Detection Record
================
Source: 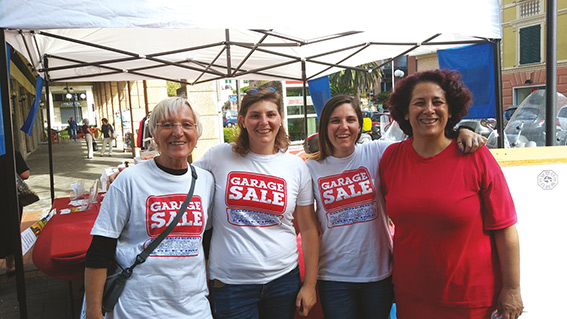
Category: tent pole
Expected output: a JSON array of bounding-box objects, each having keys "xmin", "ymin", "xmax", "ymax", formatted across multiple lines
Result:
[
  {"xmin": 545, "ymin": 0, "xmax": 557, "ymax": 146},
  {"xmin": 127, "ymin": 81, "xmax": 136, "ymax": 158},
  {"xmin": 1, "ymin": 28, "xmax": 29, "ymax": 319},
  {"xmin": 492, "ymin": 39, "xmax": 504, "ymax": 148},
  {"xmin": 43, "ymin": 56, "xmax": 55, "ymax": 203},
  {"xmin": 117, "ymin": 82, "xmax": 124, "ymax": 149},
  {"xmin": 302, "ymin": 60, "xmax": 308, "ymax": 140},
  {"xmin": 143, "ymin": 80, "xmax": 149, "ymax": 115}
]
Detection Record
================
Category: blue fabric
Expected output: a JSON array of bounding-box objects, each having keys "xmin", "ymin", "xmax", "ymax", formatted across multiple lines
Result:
[
  {"xmin": 21, "ymin": 76, "xmax": 43, "ymax": 136},
  {"xmin": 307, "ymin": 76, "xmax": 331, "ymax": 120},
  {"xmin": 438, "ymin": 43, "xmax": 496, "ymax": 119},
  {"xmin": 0, "ymin": 43, "xmax": 11, "ymax": 155},
  {"xmin": 318, "ymin": 277, "xmax": 394, "ymax": 319},
  {"xmin": 208, "ymin": 266, "xmax": 301, "ymax": 319}
]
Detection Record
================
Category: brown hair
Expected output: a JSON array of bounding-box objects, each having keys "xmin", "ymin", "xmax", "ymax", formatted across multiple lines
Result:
[
  {"xmin": 232, "ymin": 88, "xmax": 290, "ymax": 155},
  {"xmin": 310, "ymin": 95, "xmax": 362, "ymax": 161}
]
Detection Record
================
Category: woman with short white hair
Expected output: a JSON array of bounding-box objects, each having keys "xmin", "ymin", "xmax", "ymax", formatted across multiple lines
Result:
[{"xmin": 84, "ymin": 97, "xmax": 215, "ymax": 319}]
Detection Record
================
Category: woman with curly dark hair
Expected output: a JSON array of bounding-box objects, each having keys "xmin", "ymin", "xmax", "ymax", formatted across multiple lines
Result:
[{"xmin": 380, "ymin": 69, "xmax": 523, "ymax": 319}]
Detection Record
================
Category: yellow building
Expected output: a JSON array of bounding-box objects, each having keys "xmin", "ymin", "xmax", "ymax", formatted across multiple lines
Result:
[{"xmin": 501, "ymin": 0, "xmax": 567, "ymax": 107}]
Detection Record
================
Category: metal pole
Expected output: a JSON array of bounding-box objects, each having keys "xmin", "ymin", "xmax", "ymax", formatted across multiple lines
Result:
[
  {"xmin": 492, "ymin": 39, "xmax": 505, "ymax": 148},
  {"xmin": 1, "ymin": 28, "xmax": 29, "ymax": 319},
  {"xmin": 391, "ymin": 59, "xmax": 395, "ymax": 91},
  {"xmin": 236, "ymin": 80, "xmax": 241, "ymax": 110},
  {"xmin": 302, "ymin": 60, "xmax": 308, "ymax": 140},
  {"xmin": 44, "ymin": 57, "xmax": 55, "ymax": 203},
  {"xmin": 545, "ymin": 0, "xmax": 557, "ymax": 146}
]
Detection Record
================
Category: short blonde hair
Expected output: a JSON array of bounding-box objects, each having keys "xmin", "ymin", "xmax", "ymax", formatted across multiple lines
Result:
[{"xmin": 148, "ymin": 97, "xmax": 203, "ymax": 138}]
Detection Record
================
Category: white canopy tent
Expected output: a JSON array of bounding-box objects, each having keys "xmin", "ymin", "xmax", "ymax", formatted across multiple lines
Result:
[
  {"xmin": 0, "ymin": 1, "xmax": 504, "ymax": 318},
  {"xmin": 1, "ymin": 0, "xmax": 503, "ymax": 84}
]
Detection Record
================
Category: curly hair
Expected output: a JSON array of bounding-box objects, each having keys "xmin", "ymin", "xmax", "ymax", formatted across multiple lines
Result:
[
  {"xmin": 310, "ymin": 95, "xmax": 362, "ymax": 161},
  {"xmin": 232, "ymin": 87, "xmax": 290, "ymax": 155},
  {"xmin": 387, "ymin": 69, "xmax": 472, "ymax": 139}
]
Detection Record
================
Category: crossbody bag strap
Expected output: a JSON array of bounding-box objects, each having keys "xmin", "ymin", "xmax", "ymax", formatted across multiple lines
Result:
[{"xmin": 126, "ymin": 164, "xmax": 198, "ymax": 272}]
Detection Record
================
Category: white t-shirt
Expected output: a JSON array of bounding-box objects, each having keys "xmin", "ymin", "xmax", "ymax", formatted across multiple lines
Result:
[
  {"xmin": 91, "ymin": 159, "xmax": 214, "ymax": 319},
  {"xmin": 195, "ymin": 143, "xmax": 313, "ymax": 284},
  {"xmin": 305, "ymin": 141, "xmax": 393, "ymax": 282}
]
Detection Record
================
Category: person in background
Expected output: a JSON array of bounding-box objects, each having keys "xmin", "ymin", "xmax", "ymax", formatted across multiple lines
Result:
[
  {"xmin": 380, "ymin": 69, "xmax": 523, "ymax": 319},
  {"xmin": 99, "ymin": 118, "xmax": 114, "ymax": 157},
  {"xmin": 68, "ymin": 117, "xmax": 78, "ymax": 141},
  {"xmin": 84, "ymin": 97, "xmax": 215, "ymax": 319},
  {"xmin": 0, "ymin": 151, "xmax": 30, "ymax": 276},
  {"xmin": 82, "ymin": 118, "xmax": 94, "ymax": 159},
  {"xmin": 195, "ymin": 87, "xmax": 319, "ymax": 319},
  {"xmin": 305, "ymin": 95, "xmax": 486, "ymax": 319}
]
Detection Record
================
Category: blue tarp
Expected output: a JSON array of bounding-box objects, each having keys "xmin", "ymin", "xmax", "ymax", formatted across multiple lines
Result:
[
  {"xmin": 21, "ymin": 76, "xmax": 43, "ymax": 136},
  {"xmin": 438, "ymin": 43, "xmax": 496, "ymax": 119},
  {"xmin": 307, "ymin": 76, "xmax": 331, "ymax": 119},
  {"xmin": 0, "ymin": 43, "xmax": 11, "ymax": 156}
]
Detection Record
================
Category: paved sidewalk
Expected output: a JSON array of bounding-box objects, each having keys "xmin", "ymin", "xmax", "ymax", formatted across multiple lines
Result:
[{"xmin": 1, "ymin": 138, "xmax": 134, "ymax": 319}]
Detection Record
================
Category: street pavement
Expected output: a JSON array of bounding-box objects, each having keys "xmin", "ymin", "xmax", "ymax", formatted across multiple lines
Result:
[{"xmin": 1, "ymin": 138, "xmax": 134, "ymax": 319}]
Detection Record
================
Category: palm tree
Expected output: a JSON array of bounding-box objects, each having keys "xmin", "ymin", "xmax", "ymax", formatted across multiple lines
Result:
[{"xmin": 328, "ymin": 62, "xmax": 383, "ymax": 105}]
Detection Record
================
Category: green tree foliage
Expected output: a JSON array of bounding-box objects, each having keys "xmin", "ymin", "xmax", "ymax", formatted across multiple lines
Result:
[
  {"xmin": 167, "ymin": 81, "xmax": 182, "ymax": 97},
  {"xmin": 375, "ymin": 91, "xmax": 391, "ymax": 104},
  {"xmin": 223, "ymin": 126, "xmax": 240, "ymax": 143},
  {"xmin": 328, "ymin": 62, "xmax": 383, "ymax": 100},
  {"xmin": 330, "ymin": 83, "xmax": 356, "ymax": 96}
]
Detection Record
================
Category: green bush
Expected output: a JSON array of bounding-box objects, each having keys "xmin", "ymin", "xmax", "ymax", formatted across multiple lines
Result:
[{"xmin": 223, "ymin": 126, "xmax": 240, "ymax": 143}]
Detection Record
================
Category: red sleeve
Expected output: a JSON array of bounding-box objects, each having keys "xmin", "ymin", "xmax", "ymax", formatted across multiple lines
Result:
[{"xmin": 478, "ymin": 147, "xmax": 518, "ymax": 230}]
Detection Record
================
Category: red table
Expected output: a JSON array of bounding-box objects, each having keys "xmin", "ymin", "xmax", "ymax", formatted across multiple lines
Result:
[
  {"xmin": 31, "ymin": 194, "xmax": 324, "ymax": 317},
  {"xmin": 32, "ymin": 194, "xmax": 104, "ymax": 281}
]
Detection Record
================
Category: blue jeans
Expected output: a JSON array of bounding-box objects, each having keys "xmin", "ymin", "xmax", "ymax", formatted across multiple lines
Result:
[
  {"xmin": 209, "ymin": 266, "xmax": 301, "ymax": 319},
  {"xmin": 318, "ymin": 276, "xmax": 394, "ymax": 319}
]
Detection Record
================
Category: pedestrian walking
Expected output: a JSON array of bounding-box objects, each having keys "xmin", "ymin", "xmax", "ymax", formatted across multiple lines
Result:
[
  {"xmin": 100, "ymin": 118, "xmax": 114, "ymax": 157},
  {"xmin": 68, "ymin": 117, "xmax": 78, "ymax": 141},
  {"xmin": 82, "ymin": 119, "xmax": 94, "ymax": 159}
]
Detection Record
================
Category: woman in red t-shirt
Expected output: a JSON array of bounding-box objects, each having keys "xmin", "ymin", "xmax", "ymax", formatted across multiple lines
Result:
[{"xmin": 380, "ymin": 69, "xmax": 523, "ymax": 319}]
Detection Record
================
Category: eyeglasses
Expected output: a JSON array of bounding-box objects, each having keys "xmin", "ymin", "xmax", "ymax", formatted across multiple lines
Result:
[
  {"xmin": 246, "ymin": 87, "xmax": 277, "ymax": 95},
  {"xmin": 157, "ymin": 122, "xmax": 195, "ymax": 131}
]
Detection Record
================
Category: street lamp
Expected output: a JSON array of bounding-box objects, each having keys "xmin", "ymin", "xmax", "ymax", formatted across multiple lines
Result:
[
  {"xmin": 392, "ymin": 69, "xmax": 405, "ymax": 91},
  {"xmin": 65, "ymin": 87, "xmax": 86, "ymax": 122}
]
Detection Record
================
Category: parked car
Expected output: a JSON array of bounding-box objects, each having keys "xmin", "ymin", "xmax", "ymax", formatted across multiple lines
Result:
[
  {"xmin": 558, "ymin": 105, "xmax": 567, "ymax": 130},
  {"xmin": 370, "ymin": 112, "xmax": 392, "ymax": 138},
  {"xmin": 223, "ymin": 110, "xmax": 238, "ymax": 127},
  {"xmin": 362, "ymin": 110, "xmax": 379, "ymax": 119}
]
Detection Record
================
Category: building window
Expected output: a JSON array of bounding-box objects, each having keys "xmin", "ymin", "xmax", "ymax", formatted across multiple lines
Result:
[
  {"xmin": 519, "ymin": 25, "xmax": 541, "ymax": 65},
  {"xmin": 519, "ymin": 0, "xmax": 540, "ymax": 18}
]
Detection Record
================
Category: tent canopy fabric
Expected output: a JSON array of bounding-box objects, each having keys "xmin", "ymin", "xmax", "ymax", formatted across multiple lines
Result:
[{"xmin": 0, "ymin": 0, "xmax": 502, "ymax": 84}]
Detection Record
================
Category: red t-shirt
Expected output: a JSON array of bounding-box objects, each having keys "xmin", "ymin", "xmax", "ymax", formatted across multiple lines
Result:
[{"xmin": 380, "ymin": 138, "xmax": 517, "ymax": 308}]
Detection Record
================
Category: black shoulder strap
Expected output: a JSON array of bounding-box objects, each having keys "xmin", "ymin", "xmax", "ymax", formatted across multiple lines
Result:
[{"xmin": 127, "ymin": 165, "xmax": 198, "ymax": 272}]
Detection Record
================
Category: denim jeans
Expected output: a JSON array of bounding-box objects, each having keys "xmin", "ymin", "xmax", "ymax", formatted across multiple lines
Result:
[
  {"xmin": 209, "ymin": 266, "xmax": 301, "ymax": 319},
  {"xmin": 318, "ymin": 276, "xmax": 394, "ymax": 319}
]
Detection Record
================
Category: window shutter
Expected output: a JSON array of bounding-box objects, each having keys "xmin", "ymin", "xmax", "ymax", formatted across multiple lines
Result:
[{"xmin": 520, "ymin": 25, "xmax": 541, "ymax": 65}]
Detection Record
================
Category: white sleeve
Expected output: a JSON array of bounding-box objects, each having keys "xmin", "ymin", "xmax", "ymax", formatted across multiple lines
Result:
[
  {"xmin": 91, "ymin": 177, "xmax": 131, "ymax": 238},
  {"xmin": 295, "ymin": 160, "xmax": 313, "ymax": 206}
]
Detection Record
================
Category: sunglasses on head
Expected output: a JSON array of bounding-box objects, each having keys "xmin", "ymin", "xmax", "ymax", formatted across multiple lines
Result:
[{"xmin": 246, "ymin": 87, "xmax": 277, "ymax": 95}]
